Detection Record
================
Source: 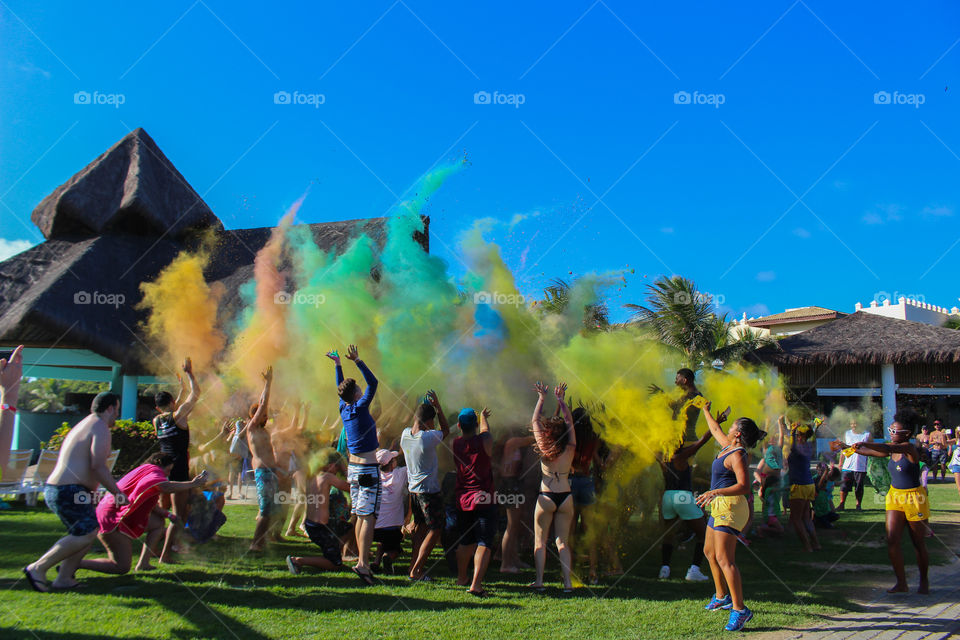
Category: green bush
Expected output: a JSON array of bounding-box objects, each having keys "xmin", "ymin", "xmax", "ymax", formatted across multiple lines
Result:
[{"xmin": 41, "ymin": 419, "xmax": 158, "ymax": 477}]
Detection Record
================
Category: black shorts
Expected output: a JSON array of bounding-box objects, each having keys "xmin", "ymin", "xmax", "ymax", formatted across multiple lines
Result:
[
  {"xmin": 373, "ymin": 526, "xmax": 403, "ymax": 553},
  {"xmin": 841, "ymin": 471, "xmax": 865, "ymax": 493},
  {"xmin": 457, "ymin": 505, "xmax": 498, "ymax": 548},
  {"xmin": 411, "ymin": 492, "xmax": 444, "ymax": 530},
  {"xmin": 304, "ymin": 519, "xmax": 343, "ymax": 566}
]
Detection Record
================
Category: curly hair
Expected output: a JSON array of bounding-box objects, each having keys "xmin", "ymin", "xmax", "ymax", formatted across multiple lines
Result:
[{"xmin": 533, "ymin": 416, "xmax": 571, "ymax": 461}]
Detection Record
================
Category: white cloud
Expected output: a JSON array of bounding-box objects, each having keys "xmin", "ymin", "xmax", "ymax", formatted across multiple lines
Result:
[
  {"xmin": 793, "ymin": 227, "xmax": 811, "ymax": 238},
  {"xmin": 660, "ymin": 227, "xmax": 674, "ymax": 234},
  {"xmin": 0, "ymin": 238, "xmax": 34, "ymax": 261},
  {"xmin": 922, "ymin": 205, "xmax": 953, "ymax": 217},
  {"xmin": 756, "ymin": 270, "xmax": 776, "ymax": 282},
  {"xmin": 863, "ymin": 203, "xmax": 902, "ymax": 225}
]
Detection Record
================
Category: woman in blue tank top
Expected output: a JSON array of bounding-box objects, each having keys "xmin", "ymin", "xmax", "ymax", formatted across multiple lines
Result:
[
  {"xmin": 695, "ymin": 400, "xmax": 766, "ymax": 632},
  {"xmin": 853, "ymin": 411, "xmax": 930, "ymax": 595},
  {"xmin": 777, "ymin": 417, "xmax": 821, "ymax": 553}
]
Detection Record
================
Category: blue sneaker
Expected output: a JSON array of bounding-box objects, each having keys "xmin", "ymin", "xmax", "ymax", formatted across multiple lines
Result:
[
  {"xmin": 724, "ymin": 607, "xmax": 753, "ymax": 631},
  {"xmin": 705, "ymin": 594, "xmax": 732, "ymax": 611}
]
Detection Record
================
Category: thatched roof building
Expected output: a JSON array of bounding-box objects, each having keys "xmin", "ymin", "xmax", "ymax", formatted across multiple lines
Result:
[
  {"xmin": 0, "ymin": 127, "xmax": 428, "ymax": 419},
  {"xmin": 751, "ymin": 312, "xmax": 960, "ymax": 430}
]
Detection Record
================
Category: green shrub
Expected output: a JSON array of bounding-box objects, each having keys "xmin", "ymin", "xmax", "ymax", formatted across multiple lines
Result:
[{"xmin": 41, "ymin": 419, "xmax": 158, "ymax": 476}]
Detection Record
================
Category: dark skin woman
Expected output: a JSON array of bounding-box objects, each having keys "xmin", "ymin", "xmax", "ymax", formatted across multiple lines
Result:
[{"xmin": 853, "ymin": 413, "xmax": 930, "ymax": 594}]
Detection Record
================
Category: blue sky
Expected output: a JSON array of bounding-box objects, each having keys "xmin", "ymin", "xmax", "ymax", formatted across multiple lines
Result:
[{"xmin": 1, "ymin": 1, "xmax": 958, "ymax": 322}]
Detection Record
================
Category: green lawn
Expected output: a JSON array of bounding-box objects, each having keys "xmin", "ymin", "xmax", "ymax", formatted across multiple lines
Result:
[{"xmin": 2, "ymin": 484, "xmax": 958, "ymax": 640}]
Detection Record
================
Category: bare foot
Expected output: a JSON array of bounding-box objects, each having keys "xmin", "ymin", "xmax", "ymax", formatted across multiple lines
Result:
[
  {"xmin": 887, "ymin": 583, "xmax": 909, "ymax": 593},
  {"xmin": 918, "ymin": 580, "xmax": 929, "ymax": 595},
  {"xmin": 135, "ymin": 564, "xmax": 156, "ymax": 572},
  {"xmin": 50, "ymin": 578, "xmax": 80, "ymax": 590},
  {"xmin": 500, "ymin": 566, "xmax": 519, "ymax": 574}
]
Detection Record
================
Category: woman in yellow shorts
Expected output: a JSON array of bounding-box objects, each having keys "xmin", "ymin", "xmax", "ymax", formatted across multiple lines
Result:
[
  {"xmin": 777, "ymin": 416, "xmax": 821, "ymax": 552},
  {"xmin": 853, "ymin": 411, "xmax": 929, "ymax": 594},
  {"xmin": 696, "ymin": 401, "xmax": 766, "ymax": 632}
]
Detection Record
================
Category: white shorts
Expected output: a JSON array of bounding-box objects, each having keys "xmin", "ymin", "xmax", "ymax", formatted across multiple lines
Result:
[{"xmin": 347, "ymin": 462, "xmax": 381, "ymax": 517}]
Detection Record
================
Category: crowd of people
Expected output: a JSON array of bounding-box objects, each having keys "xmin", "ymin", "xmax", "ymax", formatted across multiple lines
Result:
[{"xmin": 3, "ymin": 344, "xmax": 958, "ymax": 633}]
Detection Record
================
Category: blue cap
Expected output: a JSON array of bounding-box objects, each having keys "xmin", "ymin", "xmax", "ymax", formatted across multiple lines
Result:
[{"xmin": 458, "ymin": 408, "xmax": 477, "ymax": 429}]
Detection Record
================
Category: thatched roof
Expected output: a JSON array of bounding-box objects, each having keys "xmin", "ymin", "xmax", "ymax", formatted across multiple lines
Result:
[
  {"xmin": 747, "ymin": 305, "xmax": 845, "ymax": 328},
  {"xmin": 750, "ymin": 311, "xmax": 960, "ymax": 365},
  {"xmin": 0, "ymin": 128, "xmax": 427, "ymax": 375},
  {"xmin": 32, "ymin": 128, "xmax": 222, "ymax": 240}
]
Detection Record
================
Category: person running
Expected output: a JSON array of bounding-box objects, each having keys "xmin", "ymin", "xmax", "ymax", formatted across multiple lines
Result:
[
  {"xmin": 498, "ymin": 429, "xmax": 535, "ymax": 574},
  {"xmin": 372, "ymin": 449, "xmax": 407, "ymax": 574},
  {"xmin": 696, "ymin": 401, "xmax": 765, "ymax": 632},
  {"xmin": 286, "ymin": 448, "xmax": 352, "ymax": 575},
  {"xmin": 528, "ymin": 382, "xmax": 576, "ymax": 594},
  {"xmin": 154, "ymin": 357, "xmax": 201, "ymax": 564},
  {"xmin": 400, "ymin": 390, "xmax": 449, "ymax": 581},
  {"xmin": 658, "ymin": 425, "xmax": 715, "ymax": 582},
  {"xmin": 246, "ymin": 367, "xmax": 282, "ymax": 552},
  {"xmin": 453, "ymin": 407, "xmax": 497, "ymax": 597},
  {"xmin": 779, "ymin": 416, "xmax": 821, "ymax": 552},
  {"xmin": 78, "ymin": 454, "xmax": 208, "ymax": 575},
  {"xmin": 852, "ymin": 412, "xmax": 930, "ymax": 594},
  {"xmin": 23, "ymin": 393, "xmax": 129, "ymax": 592},
  {"xmin": 838, "ymin": 419, "xmax": 871, "ymax": 511},
  {"xmin": 928, "ymin": 420, "xmax": 949, "ymax": 481},
  {"xmin": 327, "ymin": 344, "xmax": 380, "ymax": 585}
]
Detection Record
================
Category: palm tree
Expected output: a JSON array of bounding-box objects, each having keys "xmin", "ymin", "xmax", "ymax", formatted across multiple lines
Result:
[
  {"xmin": 943, "ymin": 316, "xmax": 960, "ymax": 330},
  {"xmin": 624, "ymin": 275, "xmax": 772, "ymax": 368},
  {"xmin": 534, "ymin": 278, "xmax": 610, "ymax": 330}
]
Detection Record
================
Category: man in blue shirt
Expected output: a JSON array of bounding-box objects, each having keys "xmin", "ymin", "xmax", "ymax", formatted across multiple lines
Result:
[{"xmin": 327, "ymin": 344, "xmax": 379, "ymax": 585}]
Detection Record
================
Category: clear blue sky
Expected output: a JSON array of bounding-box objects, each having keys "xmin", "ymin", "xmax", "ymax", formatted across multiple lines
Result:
[{"xmin": 2, "ymin": 1, "xmax": 958, "ymax": 322}]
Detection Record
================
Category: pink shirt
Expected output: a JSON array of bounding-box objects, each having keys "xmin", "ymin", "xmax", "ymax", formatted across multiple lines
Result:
[{"xmin": 375, "ymin": 466, "xmax": 408, "ymax": 529}]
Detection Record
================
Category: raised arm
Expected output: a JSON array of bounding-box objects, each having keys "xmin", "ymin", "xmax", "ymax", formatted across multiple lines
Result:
[
  {"xmin": 702, "ymin": 400, "xmax": 731, "ymax": 448},
  {"xmin": 532, "ymin": 381, "xmax": 549, "ymax": 430},
  {"xmin": 426, "ymin": 390, "xmax": 450, "ymax": 439},
  {"xmin": 348, "ymin": 346, "xmax": 378, "ymax": 406},
  {"xmin": 479, "ymin": 407, "xmax": 493, "ymax": 455},
  {"xmin": 157, "ymin": 470, "xmax": 208, "ymax": 493},
  {"xmin": 174, "ymin": 358, "xmax": 200, "ymax": 421},
  {"xmin": 198, "ymin": 420, "xmax": 232, "ymax": 453},
  {"xmin": 0, "ymin": 345, "xmax": 23, "ymax": 469},
  {"xmin": 854, "ymin": 441, "xmax": 917, "ymax": 460},
  {"xmin": 555, "ymin": 383, "xmax": 575, "ymax": 450},
  {"xmin": 327, "ymin": 350, "xmax": 344, "ymax": 387},
  {"xmin": 673, "ymin": 427, "xmax": 713, "ymax": 462},
  {"xmin": 247, "ymin": 367, "xmax": 273, "ymax": 429}
]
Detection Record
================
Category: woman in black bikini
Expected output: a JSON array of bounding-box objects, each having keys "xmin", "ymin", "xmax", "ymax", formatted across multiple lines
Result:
[{"xmin": 529, "ymin": 381, "xmax": 576, "ymax": 593}]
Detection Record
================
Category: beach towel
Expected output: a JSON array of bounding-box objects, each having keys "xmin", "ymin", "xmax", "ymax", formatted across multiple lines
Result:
[{"xmin": 96, "ymin": 463, "xmax": 168, "ymax": 538}]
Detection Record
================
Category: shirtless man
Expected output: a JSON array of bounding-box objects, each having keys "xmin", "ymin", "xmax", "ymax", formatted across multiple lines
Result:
[
  {"xmin": 24, "ymin": 392, "xmax": 128, "ymax": 592},
  {"xmin": 155, "ymin": 357, "xmax": 200, "ymax": 564},
  {"xmin": 928, "ymin": 420, "xmax": 949, "ymax": 481},
  {"xmin": 246, "ymin": 367, "xmax": 282, "ymax": 551},
  {"xmin": 286, "ymin": 448, "xmax": 351, "ymax": 574}
]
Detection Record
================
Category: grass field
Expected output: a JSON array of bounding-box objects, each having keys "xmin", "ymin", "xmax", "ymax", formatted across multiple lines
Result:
[{"xmin": 2, "ymin": 483, "xmax": 958, "ymax": 640}]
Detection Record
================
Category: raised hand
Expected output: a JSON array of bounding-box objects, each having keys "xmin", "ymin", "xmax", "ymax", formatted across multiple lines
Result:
[
  {"xmin": 0, "ymin": 345, "xmax": 23, "ymax": 393},
  {"xmin": 534, "ymin": 381, "xmax": 549, "ymax": 396},
  {"xmin": 554, "ymin": 383, "xmax": 567, "ymax": 402},
  {"xmin": 262, "ymin": 366, "xmax": 273, "ymax": 383},
  {"xmin": 481, "ymin": 407, "xmax": 492, "ymax": 419},
  {"xmin": 345, "ymin": 345, "xmax": 360, "ymax": 361},
  {"xmin": 647, "ymin": 383, "xmax": 663, "ymax": 395},
  {"xmin": 182, "ymin": 357, "xmax": 193, "ymax": 374},
  {"xmin": 192, "ymin": 470, "xmax": 209, "ymax": 487},
  {"xmin": 325, "ymin": 349, "xmax": 341, "ymax": 365},
  {"xmin": 426, "ymin": 389, "xmax": 440, "ymax": 408}
]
